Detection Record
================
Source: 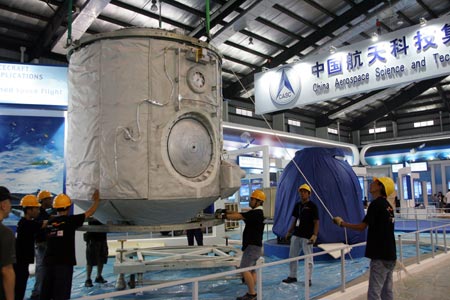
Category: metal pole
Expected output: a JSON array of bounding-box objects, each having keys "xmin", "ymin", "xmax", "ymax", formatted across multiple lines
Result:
[
  {"xmin": 257, "ymin": 268, "xmax": 263, "ymax": 299},
  {"xmin": 340, "ymin": 249, "xmax": 346, "ymax": 292},
  {"xmin": 304, "ymin": 256, "xmax": 310, "ymax": 300},
  {"xmin": 205, "ymin": 0, "xmax": 211, "ymax": 40},
  {"xmin": 444, "ymin": 226, "xmax": 448, "ymax": 253},
  {"xmin": 415, "ymin": 232, "xmax": 420, "ymax": 264},
  {"xmin": 158, "ymin": 0, "xmax": 162, "ymax": 28},
  {"xmin": 398, "ymin": 235, "xmax": 403, "ymax": 264},
  {"xmin": 192, "ymin": 281, "xmax": 199, "ymax": 300},
  {"xmin": 430, "ymin": 229, "xmax": 435, "ymax": 258},
  {"xmin": 415, "ymin": 210, "xmax": 419, "ymax": 231}
]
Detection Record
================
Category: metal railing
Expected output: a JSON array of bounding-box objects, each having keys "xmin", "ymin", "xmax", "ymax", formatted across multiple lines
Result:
[{"xmin": 77, "ymin": 223, "xmax": 450, "ymax": 300}]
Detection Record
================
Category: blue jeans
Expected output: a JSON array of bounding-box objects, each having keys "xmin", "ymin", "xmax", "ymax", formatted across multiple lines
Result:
[
  {"xmin": 288, "ymin": 235, "xmax": 313, "ymax": 279},
  {"xmin": 31, "ymin": 242, "xmax": 47, "ymax": 297},
  {"xmin": 367, "ymin": 259, "xmax": 396, "ymax": 300}
]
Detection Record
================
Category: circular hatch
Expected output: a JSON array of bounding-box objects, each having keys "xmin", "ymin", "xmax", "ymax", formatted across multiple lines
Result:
[{"xmin": 167, "ymin": 117, "xmax": 213, "ymax": 178}]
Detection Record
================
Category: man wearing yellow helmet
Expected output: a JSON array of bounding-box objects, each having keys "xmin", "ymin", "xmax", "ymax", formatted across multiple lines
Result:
[
  {"xmin": 282, "ymin": 183, "xmax": 319, "ymax": 286},
  {"xmin": 333, "ymin": 177, "xmax": 396, "ymax": 300},
  {"xmin": 221, "ymin": 189, "xmax": 265, "ymax": 300},
  {"xmin": 14, "ymin": 195, "xmax": 47, "ymax": 300},
  {"xmin": 40, "ymin": 189, "xmax": 100, "ymax": 300},
  {"xmin": 30, "ymin": 190, "xmax": 54, "ymax": 300}
]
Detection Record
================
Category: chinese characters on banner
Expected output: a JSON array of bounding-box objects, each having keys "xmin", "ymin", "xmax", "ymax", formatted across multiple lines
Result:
[{"xmin": 255, "ymin": 15, "xmax": 450, "ymax": 115}]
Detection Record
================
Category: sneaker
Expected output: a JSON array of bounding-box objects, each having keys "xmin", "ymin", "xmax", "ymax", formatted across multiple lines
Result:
[
  {"xmin": 84, "ymin": 279, "xmax": 93, "ymax": 287},
  {"xmin": 95, "ymin": 276, "xmax": 107, "ymax": 284},
  {"xmin": 282, "ymin": 277, "xmax": 297, "ymax": 283},
  {"xmin": 236, "ymin": 293, "xmax": 257, "ymax": 300}
]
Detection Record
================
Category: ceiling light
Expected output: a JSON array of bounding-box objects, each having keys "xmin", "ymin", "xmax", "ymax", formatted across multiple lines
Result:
[
  {"xmin": 419, "ymin": 17, "xmax": 427, "ymax": 26},
  {"xmin": 396, "ymin": 16, "xmax": 404, "ymax": 26},
  {"xmin": 150, "ymin": 0, "xmax": 158, "ymax": 12},
  {"xmin": 371, "ymin": 32, "xmax": 379, "ymax": 42},
  {"xmin": 329, "ymin": 46, "xmax": 336, "ymax": 54}
]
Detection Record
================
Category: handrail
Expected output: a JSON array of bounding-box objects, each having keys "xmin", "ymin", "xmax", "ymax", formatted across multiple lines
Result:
[{"xmin": 77, "ymin": 223, "xmax": 450, "ymax": 300}]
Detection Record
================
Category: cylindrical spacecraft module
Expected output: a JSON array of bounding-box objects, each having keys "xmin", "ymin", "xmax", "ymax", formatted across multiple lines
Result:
[{"xmin": 67, "ymin": 28, "xmax": 243, "ymax": 225}]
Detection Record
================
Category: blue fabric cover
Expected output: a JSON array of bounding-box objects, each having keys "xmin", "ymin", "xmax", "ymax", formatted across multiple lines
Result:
[{"xmin": 273, "ymin": 147, "xmax": 366, "ymax": 245}]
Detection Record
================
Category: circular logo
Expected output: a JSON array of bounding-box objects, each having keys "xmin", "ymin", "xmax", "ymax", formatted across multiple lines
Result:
[{"xmin": 269, "ymin": 66, "xmax": 301, "ymax": 106}]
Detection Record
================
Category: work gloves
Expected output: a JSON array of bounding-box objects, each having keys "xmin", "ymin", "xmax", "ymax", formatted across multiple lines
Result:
[
  {"xmin": 333, "ymin": 216, "xmax": 344, "ymax": 227},
  {"xmin": 309, "ymin": 234, "xmax": 317, "ymax": 244},
  {"xmin": 215, "ymin": 208, "xmax": 227, "ymax": 219}
]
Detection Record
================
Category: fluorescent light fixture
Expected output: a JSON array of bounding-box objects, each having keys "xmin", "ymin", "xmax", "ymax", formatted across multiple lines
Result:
[
  {"xmin": 150, "ymin": 0, "xmax": 158, "ymax": 12},
  {"xmin": 419, "ymin": 17, "xmax": 427, "ymax": 26},
  {"xmin": 222, "ymin": 122, "xmax": 359, "ymax": 165},
  {"xmin": 371, "ymin": 32, "xmax": 379, "ymax": 42}
]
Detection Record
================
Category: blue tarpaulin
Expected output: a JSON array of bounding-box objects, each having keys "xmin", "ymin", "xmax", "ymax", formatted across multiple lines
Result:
[{"xmin": 273, "ymin": 147, "xmax": 366, "ymax": 245}]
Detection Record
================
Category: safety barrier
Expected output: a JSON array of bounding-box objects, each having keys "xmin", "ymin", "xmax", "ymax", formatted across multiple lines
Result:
[{"xmin": 77, "ymin": 222, "xmax": 450, "ymax": 300}]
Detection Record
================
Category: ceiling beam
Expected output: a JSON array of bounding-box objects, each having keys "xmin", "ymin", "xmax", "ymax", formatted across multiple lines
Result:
[
  {"xmin": 223, "ymin": 55, "xmax": 258, "ymax": 69},
  {"xmin": 209, "ymin": 0, "xmax": 276, "ymax": 47},
  {"xmin": 224, "ymin": 41, "xmax": 272, "ymax": 60},
  {"xmin": 273, "ymin": 4, "xmax": 320, "ymax": 31},
  {"xmin": 28, "ymin": 0, "xmax": 70, "ymax": 60},
  {"xmin": 190, "ymin": 0, "xmax": 247, "ymax": 39},
  {"xmin": 436, "ymin": 85, "xmax": 450, "ymax": 113},
  {"xmin": 239, "ymin": 29, "xmax": 287, "ymax": 50},
  {"xmin": 416, "ymin": 0, "xmax": 438, "ymax": 18},
  {"xmin": 315, "ymin": 89, "xmax": 384, "ymax": 127},
  {"xmin": 111, "ymin": 0, "xmax": 193, "ymax": 31},
  {"xmin": 350, "ymin": 76, "xmax": 446, "ymax": 129},
  {"xmin": 0, "ymin": 3, "xmax": 49, "ymax": 21},
  {"xmin": 0, "ymin": 21, "xmax": 41, "ymax": 36},
  {"xmin": 223, "ymin": 0, "xmax": 386, "ymax": 98}
]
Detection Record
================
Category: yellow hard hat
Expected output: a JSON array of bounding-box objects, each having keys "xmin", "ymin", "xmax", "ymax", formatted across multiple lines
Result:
[
  {"xmin": 37, "ymin": 190, "xmax": 52, "ymax": 201},
  {"xmin": 298, "ymin": 184, "xmax": 311, "ymax": 193},
  {"xmin": 53, "ymin": 193, "xmax": 72, "ymax": 209},
  {"xmin": 250, "ymin": 190, "xmax": 266, "ymax": 202},
  {"xmin": 20, "ymin": 195, "xmax": 41, "ymax": 207},
  {"xmin": 373, "ymin": 177, "xmax": 395, "ymax": 197}
]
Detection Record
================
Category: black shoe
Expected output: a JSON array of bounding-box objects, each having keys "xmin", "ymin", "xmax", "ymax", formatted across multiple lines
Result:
[
  {"xmin": 282, "ymin": 277, "xmax": 297, "ymax": 283},
  {"xmin": 85, "ymin": 279, "xmax": 93, "ymax": 287},
  {"xmin": 309, "ymin": 280, "xmax": 312, "ymax": 287},
  {"xmin": 95, "ymin": 276, "xmax": 107, "ymax": 283},
  {"xmin": 236, "ymin": 293, "xmax": 257, "ymax": 300}
]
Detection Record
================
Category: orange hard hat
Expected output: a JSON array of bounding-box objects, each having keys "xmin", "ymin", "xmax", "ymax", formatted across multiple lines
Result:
[
  {"xmin": 53, "ymin": 193, "xmax": 72, "ymax": 209},
  {"xmin": 37, "ymin": 190, "xmax": 52, "ymax": 201},
  {"xmin": 250, "ymin": 190, "xmax": 266, "ymax": 201},
  {"xmin": 20, "ymin": 195, "xmax": 41, "ymax": 207}
]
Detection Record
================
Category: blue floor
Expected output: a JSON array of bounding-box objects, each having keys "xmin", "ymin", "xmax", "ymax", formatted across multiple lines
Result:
[
  {"xmin": 19, "ymin": 218, "xmax": 450, "ymax": 299},
  {"xmin": 395, "ymin": 218, "xmax": 450, "ymax": 233},
  {"xmin": 23, "ymin": 238, "xmax": 437, "ymax": 300}
]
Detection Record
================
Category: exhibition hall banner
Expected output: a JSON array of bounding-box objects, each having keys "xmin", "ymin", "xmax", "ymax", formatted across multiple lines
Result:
[
  {"xmin": 255, "ymin": 15, "xmax": 450, "ymax": 114},
  {"xmin": 0, "ymin": 63, "xmax": 68, "ymax": 106}
]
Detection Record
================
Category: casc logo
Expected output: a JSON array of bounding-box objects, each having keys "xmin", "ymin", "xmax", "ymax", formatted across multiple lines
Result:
[{"xmin": 269, "ymin": 66, "xmax": 300, "ymax": 106}]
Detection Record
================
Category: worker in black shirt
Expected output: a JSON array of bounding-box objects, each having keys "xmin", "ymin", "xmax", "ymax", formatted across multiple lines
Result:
[
  {"xmin": 334, "ymin": 177, "xmax": 396, "ymax": 300},
  {"xmin": 30, "ymin": 190, "xmax": 54, "ymax": 300},
  {"xmin": 40, "ymin": 189, "xmax": 100, "ymax": 300},
  {"xmin": 14, "ymin": 195, "xmax": 47, "ymax": 300},
  {"xmin": 220, "ymin": 189, "xmax": 265, "ymax": 300},
  {"xmin": 282, "ymin": 184, "xmax": 319, "ymax": 286}
]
